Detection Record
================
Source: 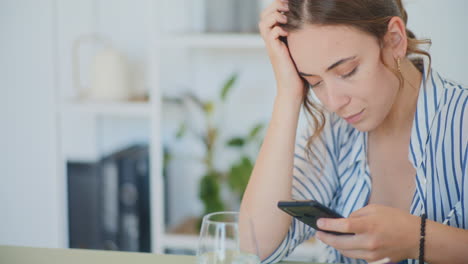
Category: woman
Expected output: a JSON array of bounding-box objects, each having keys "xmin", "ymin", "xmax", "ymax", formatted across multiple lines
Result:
[{"xmin": 239, "ymin": 0, "xmax": 468, "ymax": 263}]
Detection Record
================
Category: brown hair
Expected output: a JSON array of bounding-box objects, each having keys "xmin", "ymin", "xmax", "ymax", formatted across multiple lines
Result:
[{"xmin": 283, "ymin": 0, "xmax": 431, "ymax": 160}]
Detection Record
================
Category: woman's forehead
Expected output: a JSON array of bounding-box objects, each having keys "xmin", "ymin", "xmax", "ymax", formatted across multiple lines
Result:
[{"xmin": 287, "ymin": 24, "xmax": 379, "ymax": 71}]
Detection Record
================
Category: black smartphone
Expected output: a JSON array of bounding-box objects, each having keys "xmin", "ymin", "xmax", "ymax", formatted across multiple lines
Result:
[{"xmin": 277, "ymin": 200, "xmax": 353, "ymax": 236}]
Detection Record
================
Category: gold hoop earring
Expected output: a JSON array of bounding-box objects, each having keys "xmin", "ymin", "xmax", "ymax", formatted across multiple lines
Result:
[{"xmin": 397, "ymin": 57, "xmax": 401, "ymax": 73}]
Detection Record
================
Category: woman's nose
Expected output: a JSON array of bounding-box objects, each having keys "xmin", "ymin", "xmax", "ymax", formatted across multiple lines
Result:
[{"xmin": 322, "ymin": 86, "xmax": 351, "ymax": 113}]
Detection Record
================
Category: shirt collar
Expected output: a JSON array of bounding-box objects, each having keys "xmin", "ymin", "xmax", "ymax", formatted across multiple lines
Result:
[
  {"xmin": 408, "ymin": 62, "xmax": 446, "ymax": 169},
  {"xmin": 347, "ymin": 128, "xmax": 367, "ymax": 168}
]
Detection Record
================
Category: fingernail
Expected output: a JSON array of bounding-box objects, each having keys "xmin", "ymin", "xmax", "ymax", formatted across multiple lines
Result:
[
  {"xmin": 282, "ymin": 15, "xmax": 287, "ymax": 20},
  {"xmin": 317, "ymin": 219, "xmax": 325, "ymax": 228}
]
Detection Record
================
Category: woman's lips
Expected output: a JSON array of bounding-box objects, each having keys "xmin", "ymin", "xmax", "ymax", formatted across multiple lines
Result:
[{"xmin": 344, "ymin": 109, "xmax": 365, "ymax": 124}]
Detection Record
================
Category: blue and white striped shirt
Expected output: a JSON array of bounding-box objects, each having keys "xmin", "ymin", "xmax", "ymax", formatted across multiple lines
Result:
[{"xmin": 264, "ymin": 64, "xmax": 468, "ymax": 264}]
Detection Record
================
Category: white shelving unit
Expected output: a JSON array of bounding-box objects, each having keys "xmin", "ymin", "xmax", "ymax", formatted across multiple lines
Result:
[{"xmin": 62, "ymin": 101, "xmax": 151, "ymax": 117}]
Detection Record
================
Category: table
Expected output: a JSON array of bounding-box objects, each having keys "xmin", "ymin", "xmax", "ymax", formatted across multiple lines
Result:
[{"xmin": 0, "ymin": 245, "xmax": 324, "ymax": 264}]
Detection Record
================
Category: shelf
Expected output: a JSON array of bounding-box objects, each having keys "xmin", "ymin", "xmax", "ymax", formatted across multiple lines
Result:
[
  {"xmin": 162, "ymin": 33, "xmax": 265, "ymax": 49},
  {"xmin": 62, "ymin": 100, "xmax": 152, "ymax": 117}
]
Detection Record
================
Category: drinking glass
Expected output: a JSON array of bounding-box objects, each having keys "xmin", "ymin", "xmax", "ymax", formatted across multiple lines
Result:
[{"xmin": 197, "ymin": 212, "xmax": 260, "ymax": 264}]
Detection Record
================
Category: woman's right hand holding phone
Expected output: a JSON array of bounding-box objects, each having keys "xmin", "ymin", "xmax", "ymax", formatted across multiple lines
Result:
[{"xmin": 259, "ymin": 0, "xmax": 306, "ymax": 102}]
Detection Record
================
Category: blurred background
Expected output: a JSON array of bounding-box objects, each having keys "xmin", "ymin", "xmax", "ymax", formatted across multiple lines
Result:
[{"xmin": 1, "ymin": 0, "xmax": 467, "ymax": 262}]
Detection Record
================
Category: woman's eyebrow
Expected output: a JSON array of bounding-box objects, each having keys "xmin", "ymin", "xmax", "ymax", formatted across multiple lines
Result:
[{"xmin": 298, "ymin": 55, "xmax": 357, "ymax": 77}]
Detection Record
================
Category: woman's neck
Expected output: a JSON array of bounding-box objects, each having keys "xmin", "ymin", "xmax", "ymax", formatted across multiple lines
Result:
[{"xmin": 373, "ymin": 58, "xmax": 423, "ymax": 137}]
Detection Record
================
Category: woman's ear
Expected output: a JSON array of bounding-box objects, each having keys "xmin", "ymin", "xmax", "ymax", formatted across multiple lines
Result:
[{"xmin": 384, "ymin": 16, "xmax": 408, "ymax": 59}]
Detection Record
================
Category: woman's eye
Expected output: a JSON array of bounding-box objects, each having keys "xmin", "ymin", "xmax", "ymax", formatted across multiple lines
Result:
[{"xmin": 341, "ymin": 67, "xmax": 358, "ymax": 79}]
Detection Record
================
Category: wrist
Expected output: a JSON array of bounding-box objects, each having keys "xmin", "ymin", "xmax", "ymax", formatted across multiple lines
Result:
[
  {"xmin": 270, "ymin": 94, "xmax": 302, "ymax": 128},
  {"xmin": 275, "ymin": 92, "xmax": 303, "ymax": 109},
  {"xmin": 407, "ymin": 214, "xmax": 422, "ymax": 260}
]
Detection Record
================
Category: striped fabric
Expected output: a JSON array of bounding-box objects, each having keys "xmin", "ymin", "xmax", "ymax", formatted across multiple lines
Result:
[{"xmin": 263, "ymin": 64, "xmax": 468, "ymax": 264}]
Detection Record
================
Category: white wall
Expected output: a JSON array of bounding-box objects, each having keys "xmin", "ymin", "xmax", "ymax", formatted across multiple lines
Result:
[
  {"xmin": 406, "ymin": 0, "xmax": 468, "ymax": 84},
  {"xmin": 0, "ymin": 0, "xmax": 67, "ymax": 247}
]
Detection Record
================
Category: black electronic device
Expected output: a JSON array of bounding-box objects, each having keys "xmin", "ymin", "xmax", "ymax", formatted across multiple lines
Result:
[{"xmin": 278, "ymin": 200, "xmax": 353, "ymax": 236}]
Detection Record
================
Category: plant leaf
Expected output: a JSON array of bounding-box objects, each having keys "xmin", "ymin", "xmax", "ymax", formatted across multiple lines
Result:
[
  {"xmin": 203, "ymin": 101, "xmax": 215, "ymax": 115},
  {"xmin": 176, "ymin": 123, "xmax": 186, "ymax": 139},
  {"xmin": 221, "ymin": 73, "xmax": 238, "ymax": 101},
  {"xmin": 199, "ymin": 171, "xmax": 225, "ymax": 214},
  {"xmin": 248, "ymin": 123, "xmax": 264, "ymax": 141},
  {"xmin": 227, "ymin": 156, "xmax": 254, "ymax": 198},
  {"xmin": 186, "ymin": 92, "xmax": 205, "ymax": 110},
  {"xmin": 227, "ymin": 137, "xmax": 245, "ymax": 147}
]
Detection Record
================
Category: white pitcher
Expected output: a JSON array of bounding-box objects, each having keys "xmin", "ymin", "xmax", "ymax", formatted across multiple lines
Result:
[{"xmin": 73, "ymin": 34, "xmax": 132, "ymax": 101}]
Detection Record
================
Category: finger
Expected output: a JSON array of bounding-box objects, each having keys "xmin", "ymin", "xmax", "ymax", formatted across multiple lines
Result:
[
  {"xmin": 315, "ymin": 231, "xmax": 368, "ymax": 251},
  {"xmin": 261, "ymin": 12, "xmax": 288, "ymax": 31},
  {"xmin": 261, "ymin": 2, "xmax": 289, "ymax": 20},
  {"xmin": 259, "ymin": 13, "xmax": 288, "ymax": 38},
  {"xmin": 317, "ymin": 217, "xmax": 367, "ymax": 234},
  {"xmin": 270, "ymin": 26, "xmax": 289, "ymax": 41},
  {"xmin": 260, "ymin": 0, "xmax": 289, "ymax": 20}
]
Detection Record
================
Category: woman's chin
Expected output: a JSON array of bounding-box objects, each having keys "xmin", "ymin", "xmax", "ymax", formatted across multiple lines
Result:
[{"xmin": 349, "ymin": 119, "xmax": 377, "ymax": 132}]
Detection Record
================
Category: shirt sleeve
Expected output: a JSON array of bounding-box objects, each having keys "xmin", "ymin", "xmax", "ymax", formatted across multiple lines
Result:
[{"xmin": 262, "ymin": 112, "xmax": 344, "ymax": 263}]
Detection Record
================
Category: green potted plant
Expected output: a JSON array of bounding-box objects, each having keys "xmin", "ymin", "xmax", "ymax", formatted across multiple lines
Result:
[{"xmin": 164, "ymin": 73, "xmax": 264, "ymax": 225}]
